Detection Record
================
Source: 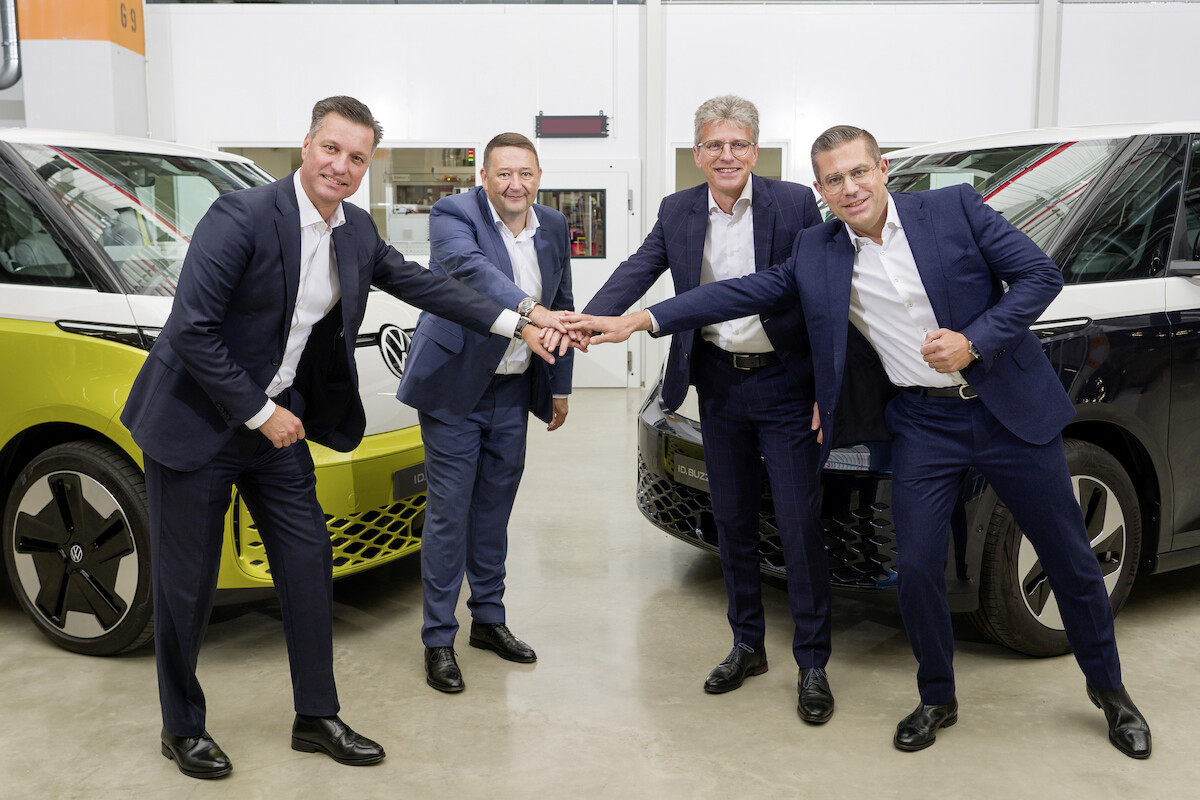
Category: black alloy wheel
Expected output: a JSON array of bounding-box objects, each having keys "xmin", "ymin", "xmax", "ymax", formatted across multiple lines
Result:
[
  {"xmin": 2, "ymin": 441, "xmax": 153, "ymax": 655},
  {"xmin": 969, "ymin": 439, "xmax": 1140, "ymax": 657}
]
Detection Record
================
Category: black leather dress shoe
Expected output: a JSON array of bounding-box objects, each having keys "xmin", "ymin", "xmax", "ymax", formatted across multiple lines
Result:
[
  {"xmin": 425, "ymin": 646, "xmax": 465, "ymax": 692},
  {"xmin": 468, "ymin": 622, "xmax": 537, "ymax": 663},
  {"xmin": 797, "ymin": 667, "xmax": 835, "ymax": 724},
  {"xmin": 894, "ymin": 699, "xmax": 958, "ymax": 752},
  {"xmin": 1087, "ymin": 684, "xmax": 1151, "ymax": 759},
  {"xmin": 160, "ymin": 729, "xmax": 232, "ymax": 779},
  {"xmin": 704, "ymin": 645, "xmax": 768, "ymax": 694},
  {"xmin": 291, "ymin": 715, "xmax": 385, "ymax": 766}
]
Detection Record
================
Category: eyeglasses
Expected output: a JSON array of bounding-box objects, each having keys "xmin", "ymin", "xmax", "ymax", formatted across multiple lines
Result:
[
  {"xmin": 820, "ymin": 163, "xmax": 879, "ymax": 193},
  {"xmin": 697, "ymin": 140, "xmax": 756, "ymax": 157}
]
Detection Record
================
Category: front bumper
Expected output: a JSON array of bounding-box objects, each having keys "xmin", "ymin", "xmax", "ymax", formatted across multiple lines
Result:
[
  {"xmin": 216, "ymin": 425, "xmax": 427, "ymax": 589},
  {"xmin": 636, "ymin": 389, "xmax": 900, "ymax": 591},
  {"xmin": 635, "ymin": 384, "xmax": 983, "ymax": 609}
]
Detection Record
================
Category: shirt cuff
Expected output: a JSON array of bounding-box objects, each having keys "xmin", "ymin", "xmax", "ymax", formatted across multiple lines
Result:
[
  {"xmin": 492, "ymin": 309, "xmax": 520, "ymax": 338},
  {"xmin": 647, "ymin": 309, "xmax": 661, "ymax": 333},
  {"xmin": 245, "ymin": 400, "xmax": 276, "ymax": 430},
  {"xmin": 552, "ymin": 394, "xmax": 569, "ymax": 399}
]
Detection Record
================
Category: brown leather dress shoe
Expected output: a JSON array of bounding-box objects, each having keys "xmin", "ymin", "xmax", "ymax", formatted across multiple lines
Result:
[
  {"xmin": 425, "ymin": 646, "xmax": 465, "ymax": 692},
  {"xmin": 1087, "ymin": 684, "xmax": 1151, "ymax": 759},
  {"xmin": 291, "ymin": 714, "xmax": 385, "ymax": 765},
  {"xmin": 704, "ymin": 645, "xmax": 768, "ymax": 694},
  {"xmin": 469, "ymin": 622, "xmax": 537, "ymax": 663},
  {"xmin": 160, "ymin": 729, "xmax": 232, "ymax": 779},
  {"xmin": 797, "ymin": 667, "xmax": 835, "ymax": 724},
  {"xmin": 894, "ymin": 699, "xmax": 958, "ymax": 751}
]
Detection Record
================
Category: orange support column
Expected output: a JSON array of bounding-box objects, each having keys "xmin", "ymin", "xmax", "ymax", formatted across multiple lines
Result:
[{"xmin": 17, "ymin": 0, "xmax": 148, "ymax": 135}]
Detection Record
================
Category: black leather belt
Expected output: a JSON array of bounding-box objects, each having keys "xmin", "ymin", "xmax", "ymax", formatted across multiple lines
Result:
[
  {"xmin": 703, "ymin": 342, "xmax": 780, "ymax": 371},
  {"xmin": 902, "ymin": 384, "xmax": 978, "ymax": 400}
]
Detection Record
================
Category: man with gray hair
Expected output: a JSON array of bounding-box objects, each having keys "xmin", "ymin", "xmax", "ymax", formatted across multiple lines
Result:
[
  {"xmin": 579, "ymin": 95, "xmax": 832, "ymax": 722},
  {"xmin": 568, "ymin": 123, "xmax": 1152, "ymax": 758}
]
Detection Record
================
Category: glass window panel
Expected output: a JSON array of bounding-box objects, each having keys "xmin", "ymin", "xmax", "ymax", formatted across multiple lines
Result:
[
  {"xmin": 0, "ymin": 171, "xmax": 89, "ymax": 289},
  {"xmin": 1060, "ymin": 135, "xmax": 1186, "ymax": 284},
  {"xmin": 1183, "ymin": 137, "xmax": 1200, "ymax": 262},
  {"xmin": 888, "ymin": 140, "xmax": 1123, "ymax": 251},
  {"xmin": 14, "ymin": 143, "xmax": 271, "ymax": 295},
  {"xmin": 537, "ymin": 189, "xmax": 605, "ymax": 258}
]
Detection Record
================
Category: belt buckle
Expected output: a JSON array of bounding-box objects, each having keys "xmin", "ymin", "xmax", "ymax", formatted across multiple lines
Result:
[
  {"xmin": 730, "ymin": 353, "xmax": 752, "ymax": 371},
  {"xmin": 958, "ymin": 384, "xmax": 977, "ymax": 400}
]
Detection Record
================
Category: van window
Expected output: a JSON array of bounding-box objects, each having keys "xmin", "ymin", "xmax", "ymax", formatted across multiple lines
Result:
[
  {"xmin": 0, "ymin": 171, "xmax": 90, "ymax": 288},
  {"xmin": 10, "ymin": 143, "xmax": 270, "ymax": 296},
  {"xmin": 1183, "ymin": 136, "xmax": 1200, "ymax": 263},
  {"xmin": 1061, "ymin": 135, "xmax": 1187, "ymax": 284}
]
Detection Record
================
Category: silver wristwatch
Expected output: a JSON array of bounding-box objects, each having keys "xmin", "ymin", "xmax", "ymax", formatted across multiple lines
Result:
[
  {"xmin": 514, "ymin": 315, "xmax": 533, "ymax": 339},
  {"xmin": 517, "ymin": 297, "xmax": 537, "ymax": 316},
  {"xmin": 968, "ymin": 341, "xmax": 981, "ymax": 361}
]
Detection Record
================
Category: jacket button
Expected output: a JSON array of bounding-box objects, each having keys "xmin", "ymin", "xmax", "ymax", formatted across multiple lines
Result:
[{"xmin": 271, "ymin": 358, "xmax": 281, "ymax": 366}]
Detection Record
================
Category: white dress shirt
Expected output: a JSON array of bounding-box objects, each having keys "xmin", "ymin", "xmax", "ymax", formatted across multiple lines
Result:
[
  {"xmin": 699, "ymin": 180, "xmax": 774, "ymax": 353},
  {"xmin": 488, "ymin": 199, "xmax": 543, "ymax": 375},
  {"xmin": 845, "ymin": 193, "xmax": 964, "ymax": 389},
  {"xmin": 246, "ymin": 172, "xmax": 346, "ymax": 429}
]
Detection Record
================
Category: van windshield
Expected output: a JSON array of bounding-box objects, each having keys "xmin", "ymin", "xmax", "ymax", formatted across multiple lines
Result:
[
  {"xmin": 886, "ymin": 139, "xmax": 1123, "ymax": 250},
  {"xmin": 11, "ymin": 142, "xmax": 273, "ymax": 296}
]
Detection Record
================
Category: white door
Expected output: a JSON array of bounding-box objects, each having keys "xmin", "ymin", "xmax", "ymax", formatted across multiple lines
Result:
[{"xmin": 539, "ymin": 162, "xmax": 638, "ymax": 388}]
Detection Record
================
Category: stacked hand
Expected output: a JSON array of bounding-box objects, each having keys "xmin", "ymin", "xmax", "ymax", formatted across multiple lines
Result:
[
  {"xmin": 559, "ymin": 310, "xmax": 653, "ymax": 347},
  {"xmin": 521, "ymin": 306, "xmax": 590, "ymax": 364}
]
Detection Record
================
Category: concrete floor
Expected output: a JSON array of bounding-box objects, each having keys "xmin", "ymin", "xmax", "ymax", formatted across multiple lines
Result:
[{"xmin": 2, "ymin": 388, "xmax": 1198, "ymax": 799}]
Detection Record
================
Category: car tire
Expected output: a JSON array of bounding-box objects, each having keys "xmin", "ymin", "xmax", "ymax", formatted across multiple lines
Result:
[
  {"xmin": 2, "ymin": 441, "xmax": 153, "ymax": 655},
  {"xmin": 968, "ymin": 439, "xmax": 1140, "ymax": 657}
]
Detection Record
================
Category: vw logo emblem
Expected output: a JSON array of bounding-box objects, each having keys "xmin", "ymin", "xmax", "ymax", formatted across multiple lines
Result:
[
  {"xmin": 379, "ymin": 324, "xmax": 412, "ymax": 379},
  {"xmin": 69, "ymin": 544, "xmax": 84, "ymax": 564}
]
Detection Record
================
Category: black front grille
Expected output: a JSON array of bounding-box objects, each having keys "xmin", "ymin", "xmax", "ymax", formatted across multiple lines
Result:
[{"xmin": 637, "ymin": 455, "xmax": 898, "ymax": 589}]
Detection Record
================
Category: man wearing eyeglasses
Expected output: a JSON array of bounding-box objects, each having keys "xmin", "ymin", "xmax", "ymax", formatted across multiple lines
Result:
[
  {"xmin": 567, "ymin": 125, "xmax": 1152, "ymax": 759},
  {"xmin": 578, "ymin": 95, "xmax": 832, "ymax": 723}
]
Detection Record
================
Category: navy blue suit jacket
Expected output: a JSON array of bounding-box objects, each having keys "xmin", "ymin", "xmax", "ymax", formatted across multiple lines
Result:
[
  {"xmin": 396, "ymin": 186, "xmax": 573, "ymax": 425},
  {"xmin": 583, "ymin": 174, "xmax": 822, "ymax": 410},
  {"xmin": 650, "ymin": 184, "xmax": 1075, "ymax": 467},
  {"xmin": 122, "ymin": 174, "xmax": 505, "ymax": 472}
]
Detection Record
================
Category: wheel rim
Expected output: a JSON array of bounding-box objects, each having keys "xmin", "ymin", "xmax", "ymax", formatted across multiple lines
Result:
[
  {"xmin": 9, "ymin": 469, "xmax": 139, "ymax": 640},
  {"xmin": 1014, "ymin": 473, "xmax": 1127, "ymax": 631}
]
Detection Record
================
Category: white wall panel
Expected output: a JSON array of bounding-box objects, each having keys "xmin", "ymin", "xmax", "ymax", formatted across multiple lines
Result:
[
  {"xmin": 1059, "ymin": 4, "xmax": 1200, "ymax": 126},
  {"xmin": 663, "ymin": 5, "xmax": 1040, "ymax": 184},
  {"xmin": 144, "ymin": 4, "xmax": 641, "ymax": 160}
]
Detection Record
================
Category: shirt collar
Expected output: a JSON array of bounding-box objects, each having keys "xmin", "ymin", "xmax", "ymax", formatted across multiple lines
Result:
[
  {"xmin": 707, "ymin": 176, "xmax": 754, "ymax": 216},
  {"xmin": 847, "ymin": 192, "xmax": 900, "ymax": 251},
  {"xmin": 293, "ymin": 171, "xmax": 346, "ymax": 231},
  {"xmin": 486, "ymin": 195, "xmax": 540, "ymax": 239}
]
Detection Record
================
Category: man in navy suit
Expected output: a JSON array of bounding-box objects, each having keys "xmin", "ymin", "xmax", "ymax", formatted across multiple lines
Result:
[
  {"xmin": 122, "ymin": 99, "xmax": 558, "ymax": 779},
  {"xmin": 580, "ymin": 96, "xmax": 833, "ymax": 721},
  {"xmin": 568, "ymin": 125, "xmax": 1152, "ymax": 758},
  {"xmin": 397, "ymin": 133, "xmax": 573, "ymax": 693}
]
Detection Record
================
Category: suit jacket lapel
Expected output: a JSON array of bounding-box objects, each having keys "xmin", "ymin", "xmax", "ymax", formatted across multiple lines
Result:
[
  {"xmin": 331, "ymin": 221, "xmax": 359, "ymax": 338},
  {"xmin": 893, "ymin": 192, "xmax": 952, "ymax": 327},
  {"xmin": 275, "ymin": 177, "xmax": 302, "ymax": 345},
  {"xmin": 824, "ymin": 224, "xmax": 856, "ymax": 372},
  {"xmin": 475, "ymin": 187, "xmax": 515, "ymax": 280},
  {"xmin": 685, "ymin": 185, "xmax": 708, "ymax": 287},
  {"xmin": 751, "ymin": 174, "xmax": 773, "ymax": 270},
  {"xmin": 533, "ymin": 211, "xmax": 556, "ymax": 298}
]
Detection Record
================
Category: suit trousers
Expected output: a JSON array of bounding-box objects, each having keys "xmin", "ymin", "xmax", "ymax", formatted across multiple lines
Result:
[
  {"xmin": 693, "ymin": 342, "xmax": 831, "ymax": 667},
  {"xmin": 419, "ymin": 370, "xmax": 531, "ymax": 647},
  {"xmin": 145, "ymin": 411, "xmax": 340, "ymax": 736},
  {"xmin": 885, "ymin": 390, "xmax": 1122, "ymax": 704}
]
